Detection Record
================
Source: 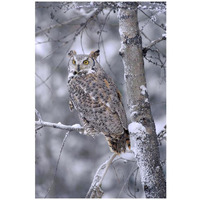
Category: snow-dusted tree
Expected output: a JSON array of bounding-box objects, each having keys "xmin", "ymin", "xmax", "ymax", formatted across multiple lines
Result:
[
  {"xmin": 118, "ymin": 3, "xmax": 166, "ymax": 198},
  {"xmin": 35, "ymin": 2, "xmax": 166, "ymax": 198}
]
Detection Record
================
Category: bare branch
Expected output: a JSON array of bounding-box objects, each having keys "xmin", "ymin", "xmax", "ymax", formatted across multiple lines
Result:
[
  {"xmin": 97, "ymin": 9, "xmax": 112, "ymax": 49},
  {"xmin": 36, "ymin": 49, "xmax": 71, "ymax": 89},
  {"xmin": 35, "ymin": 73, "xmax": 52, "ymax": 93},
  {"xmin": 45, "ymin": 131, "xmax": 69, "ymax": 197},
  {"xmin": 86, "ymin": 153, "xmax": 117, "ymax": 198},
  {"xmin": 35, "ymin": 109, "xmax": 42, "ymax": 122},
  {"xmin": 143, "ymin": 35, "xmax": 166, "ymax": 56},
  {"xmin": 35, "ymin": 109, "xmax": 44, "ymax": 132},
  {"xmin": 138, "ymin": 8, "xmax": 166, "ymax": 31},
  {"xmin": 35, "ymin": 16, "xmax": 81, "ymax": 37},
  {"xmin": 73, "ymin": 6, "xmax": 104, "ymax": 40}
]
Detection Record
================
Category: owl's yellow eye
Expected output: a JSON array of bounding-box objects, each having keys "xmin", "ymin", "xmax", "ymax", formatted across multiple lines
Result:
[
  {"xmin": 72, "ymin": 59, "xmax": 76, "ymax": 65},
  {"xmin": 83, "ymin": 60, "xmax": 89, "ymax": 65}
]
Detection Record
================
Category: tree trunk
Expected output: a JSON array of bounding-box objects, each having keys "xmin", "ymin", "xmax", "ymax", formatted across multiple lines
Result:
[{"xmin": 118, "ymin": 3, "xmax": 166, "ymax": 198}]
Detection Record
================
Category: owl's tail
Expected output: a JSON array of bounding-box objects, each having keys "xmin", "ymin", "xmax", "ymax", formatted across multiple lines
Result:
[{"xmin": 106, "ymin": 129, "xmax": 131, "ymax": 154}]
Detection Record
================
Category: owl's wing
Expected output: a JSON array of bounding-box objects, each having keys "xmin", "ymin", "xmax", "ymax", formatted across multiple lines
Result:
[
  {"xmin": 114, "ymin": 90, "xmax": 128, "ymax": 130},
  {"xmin": 97, "ymin": 71, "xmax": 128, "ymax": 130}
]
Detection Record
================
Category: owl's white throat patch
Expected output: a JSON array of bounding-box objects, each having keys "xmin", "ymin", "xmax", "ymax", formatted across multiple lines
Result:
[{"xmin": 87, "ymin": 69, "xmax": 95, "ymax": 74}]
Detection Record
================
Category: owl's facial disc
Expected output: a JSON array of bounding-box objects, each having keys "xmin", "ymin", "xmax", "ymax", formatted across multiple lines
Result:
[{"xmin": 70, "ymin": 55, "xmax": 93, "ymax": 73}]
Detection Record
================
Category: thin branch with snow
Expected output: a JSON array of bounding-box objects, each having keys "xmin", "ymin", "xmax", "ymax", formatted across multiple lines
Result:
[
  {"xmin": 35, "ymin": 120, "xmax": 84, "ymax": 133},
  {"xmin": 35, "ymin": 109, "xmax": 84, "ymax": 133},
  {"xmin": 85, "ymin": 153, "xmax": 117, "ymax": 198}
]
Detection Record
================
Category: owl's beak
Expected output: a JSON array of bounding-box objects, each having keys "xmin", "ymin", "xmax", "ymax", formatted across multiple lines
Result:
[{"xmin": 77, "ymin": 64, "xmax": 80, "ymax": 72}]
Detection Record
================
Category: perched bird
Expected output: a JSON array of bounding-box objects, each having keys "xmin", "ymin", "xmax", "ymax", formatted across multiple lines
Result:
[{"xmin": 67, "ymin": 50, "xmax": 130, "ymax": 154}]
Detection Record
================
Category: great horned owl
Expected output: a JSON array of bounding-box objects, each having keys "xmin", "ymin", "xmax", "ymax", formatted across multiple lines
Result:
[{"xmin": 67, "ymin": 50, "xmax": 130, "ymax": 154}]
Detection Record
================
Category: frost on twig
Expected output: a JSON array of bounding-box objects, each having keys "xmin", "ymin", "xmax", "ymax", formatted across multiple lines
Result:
[
  {"xmin": 86, "ymin": 153, "xmax": 117, "ymax": 198},
  {"xmin": 35, "ymin": 120, "xmax": 84, "ymax": 132},
  {"xmin": 35, "ymin": 109, "xmax": 84, "ymax": 134},
  {"xmin": 35, "ymin": 108, "xmax": 42, "ymax": 122}
]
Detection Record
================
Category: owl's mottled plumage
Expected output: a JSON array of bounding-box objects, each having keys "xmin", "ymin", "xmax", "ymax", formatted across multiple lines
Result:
[{"xmin": 67, "ymin": 50, "xmax": 130, "ymax": 154}]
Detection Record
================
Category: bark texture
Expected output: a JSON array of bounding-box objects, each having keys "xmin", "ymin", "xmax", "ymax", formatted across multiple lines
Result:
[{"xmin": 118, "ymin": 3, "xmax": 166, "ymax": 198}]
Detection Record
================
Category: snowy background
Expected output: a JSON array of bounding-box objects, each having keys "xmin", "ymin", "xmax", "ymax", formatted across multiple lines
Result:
[{"xmin": 35, "ymin": 2, "xmax": 166, "ymax": 198}]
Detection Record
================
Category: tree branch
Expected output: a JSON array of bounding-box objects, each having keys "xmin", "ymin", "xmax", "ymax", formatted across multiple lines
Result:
[
  {"xmin": 138, "ymin": 8, "xmax": 166, "ymax": 31},
  {"xmin": 35, "ymin": 120, "xmax": 84, "ymax": 132},
  {"xmin": 35, "ymin": 16, "xmax": 81, "ymax": 37},
  {"xmin": 142, "ymin": 35, "xmax": 166, "ymax": 56},
  {"xmin": 45, "ymin": 131, "xmax": 70, "ymax": 198},
  {"xmin": 35, "ymin": 108, "xmax": 84, "ymax": 133},
  {"xmin": 85, "ymin": 153, "xmax": 117, "ymax": 198}
]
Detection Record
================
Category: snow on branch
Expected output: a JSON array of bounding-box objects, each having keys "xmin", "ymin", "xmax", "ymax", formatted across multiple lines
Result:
[
  {"xmin": 86, "ymin": 153, "xmax": 117, "ymax": 198},
  {"xmin": 36, "ymin": 2, "xmax": 166, "ymax": 12},
  {"xmin": 70, "ymin": 2, "xmax": 138, "ymax": 10},
  {"xmin": 35, "ymin": 120, "xmax": 84, "ymax": 132},
  {"xmin": 35, "ymin": 109, "xmax": 84, "ymax": 133},
  {"xmin": 66, "ymin": 2, "xmax": 166, "ymax": 12},
  {"xmin": 128, "ymin": 122, "xmax": 146, "ymax": 134}
]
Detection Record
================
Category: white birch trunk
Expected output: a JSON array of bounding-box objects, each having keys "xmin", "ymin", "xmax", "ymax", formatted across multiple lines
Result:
[{"xmin": 118, "ymin": 3, "xmax": 166, "ymax": 198}]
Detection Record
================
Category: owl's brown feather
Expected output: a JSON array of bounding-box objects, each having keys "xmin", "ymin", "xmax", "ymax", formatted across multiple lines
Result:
[{"xmin": 68, "ymin": 51, "xmax": 130, "ymax": 153}]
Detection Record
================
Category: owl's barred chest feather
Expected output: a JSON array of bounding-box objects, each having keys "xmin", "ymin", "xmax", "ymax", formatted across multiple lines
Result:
[
  {"xmin": 67, "ymin": 50, "xmax": 130, "ymax": 153},
  {"xmin": 69, "ymin": 70, "xmax": 124, "ymax": 133}
]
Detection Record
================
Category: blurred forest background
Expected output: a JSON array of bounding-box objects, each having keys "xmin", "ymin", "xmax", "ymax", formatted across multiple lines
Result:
[{"xmin": 35, "ymin": 2, "xmax": 166, "ymax": 198}]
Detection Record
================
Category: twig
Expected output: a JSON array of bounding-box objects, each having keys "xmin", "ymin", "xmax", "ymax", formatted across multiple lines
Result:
[
  {"xmin": 73, "ymin": 6, "xmax": 104, "ymax": 41},
  {"xmin": 139, "ymin": 9, "xmax": 166, "ymax": 31},
  {"xmin": 143, "ymin": 35, "xmax": 166, "ymax": 56},
  {"xmin": 97, "ymin": 9, "xmax": 112, "ymax": 49},
  {"xmin": 80, "ymin": 30, "xmax": 85, "ymax": 54},
  {"xmin": 35, "ymin": 73, "xmax": 52, "ymax": 93},
  {"xmin": 86, "ymin": 153, "xmax": 117, "ymax": 198},
  {"xmin": 36, "ymin": 45, "xmax": 72, "ymax": 89},
  {"xmin": 35, "ymin": 109, "xmax": 44, "ymax": 132},
  {"xmin": 36, "ymin": 16, "xmax": 81, "ymax": 37},
  {"xmin": 40, "ymin": 40, "xmax": 69, "ymax": 61},
  {"xmin": 45, "ymin": 131, "xmax": 69, "ymax": 198},
  {"xmin": 35, "ymin": 109, "xmax": 42, "ymax": 122}
]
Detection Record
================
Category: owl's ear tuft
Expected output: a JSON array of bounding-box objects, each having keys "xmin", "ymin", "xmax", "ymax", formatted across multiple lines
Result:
[
  {"xmin": 68, "ymin": 50, "xmax": 77, "ymax": 57},
  {"xmin": 89, "ymin": 50, "xmax": 100, "ymax": 59}
]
